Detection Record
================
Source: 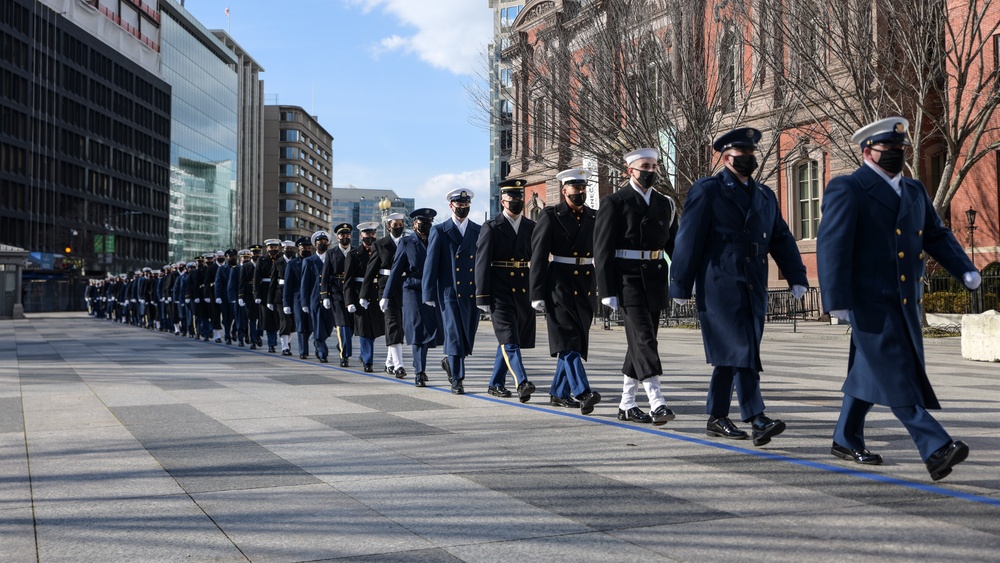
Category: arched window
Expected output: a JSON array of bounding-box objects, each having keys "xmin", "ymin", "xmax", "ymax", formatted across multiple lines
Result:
[
  {"xmin": 719, "ymin": 26, "xmax": 742, "ymax": 113},
  {"xmin": 795, "ymin": 159, "xmax": 821, "ymax": 239}
]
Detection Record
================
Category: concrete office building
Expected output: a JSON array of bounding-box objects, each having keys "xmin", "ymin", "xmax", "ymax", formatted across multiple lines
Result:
[
  {"xmin": 329, "ymin": 187, "xmax": 414, "ymax": 240},
  {"xmin": 212, "ymin": 30, "xmax": 265, "ymax": 249},
  {"xmin": 1, "ymin": 0, "xmax": 171, "ymax": 311},
  {"xmin": 487, "ymin": 1, "xmax": 524, "ymax": 218},
  {"xmin": 263, "ymin": 105, "xmax": 334, "ymax": 241},
  {"xmin": 159, "ymin": 0, "xmax": 239, "ymax": 261}
]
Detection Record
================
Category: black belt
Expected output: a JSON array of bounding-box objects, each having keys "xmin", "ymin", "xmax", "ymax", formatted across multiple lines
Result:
[{"xmin": 491, "ymin": 260, "xmax": 529, "ymax": 268}]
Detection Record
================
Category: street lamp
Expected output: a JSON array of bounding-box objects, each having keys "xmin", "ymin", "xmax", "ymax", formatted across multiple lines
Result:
[
  {"xmin": 378, "ymin": 196, "xmax": 393, "ymax": 237},
  {"xmin": 966, "ymin": 207, "xmax": 979, "ymax": 313}
]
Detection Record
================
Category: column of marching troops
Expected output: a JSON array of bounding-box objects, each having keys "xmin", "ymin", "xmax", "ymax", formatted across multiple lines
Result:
[{"xmin": 84, "ymin": 118, "xmax": 984, "ymax": 482}]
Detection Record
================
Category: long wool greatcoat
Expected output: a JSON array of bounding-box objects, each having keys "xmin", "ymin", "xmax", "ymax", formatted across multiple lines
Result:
[
  {"xmin": 386, "ymin": 234, "xmax": 443, "ymax": 347},
  {"xmin": 817, "ymin": 164, "xmax": 974, "ymax": 409},
  {"xmin": 529, "ymin": 201, "xmax": 597, "ymax": 358},
  {"xmin": 424, "ymin": 219, "xmax": 481, "ymax": 356},
  {"xmin": 670, "ymin": 169, "xmax": 807, "ymax": 371},
  {"xmin": 362, "ymin": 235, "xmax": 403, "ymax": 344},
  {"xmin": 344, "ymin": 244, "xmax": 386, "ymax": 340}
]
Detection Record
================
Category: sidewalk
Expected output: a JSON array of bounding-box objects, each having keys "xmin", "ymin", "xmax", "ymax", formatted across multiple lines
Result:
[{"xmin": 1, "ymin": 314, "xmax": 998, "ymax": 561}]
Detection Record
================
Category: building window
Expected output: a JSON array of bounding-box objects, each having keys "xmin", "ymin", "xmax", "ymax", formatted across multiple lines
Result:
[
  {"xmin": 280, "ymin": 129, "xmax": 299, "ymax": 142},
  {"xmin": 719, "ymin": 26, "xmax": 741, "ymax": 113},
  {"xmin": 280, "ymin": 111, "xmax": 297, "ymax": 122},
  {"xmin": 280, "ymin": 164, "xmax": 298, "ymax": 177},
  {"xmin": 532, "ymin": 98, "xmax": 546, "ymax": 157},
  {"xmin": 796, "ymin": 160, "xmax": 821, "ymax": 239}
]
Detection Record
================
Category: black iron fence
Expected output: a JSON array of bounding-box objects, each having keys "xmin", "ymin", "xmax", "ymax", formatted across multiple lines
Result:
[
  {"xmin": 598, "ymin": 286, "xmax": 823, "ymax": 329},
  {"xmin": 925, "ymin": 269, "xmax": 999, "ymax": 314}
]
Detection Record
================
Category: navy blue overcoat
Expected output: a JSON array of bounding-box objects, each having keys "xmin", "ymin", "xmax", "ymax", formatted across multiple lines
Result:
[
  {"xmin": 385, "ymin": 234, "xmax": 443, "ymax": 347},
  {"xmin": 817, "ymin": 165, "xmax": 974, "ymax": 409},
  {"xmin": 423, "ymin": 219, "xmax": 480, "ymax": 356}
]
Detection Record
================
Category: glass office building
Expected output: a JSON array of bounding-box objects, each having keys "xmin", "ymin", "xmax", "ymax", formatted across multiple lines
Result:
[{"xmin": 159, "ymin": 0, "xmax": 238, "ymax": 260}]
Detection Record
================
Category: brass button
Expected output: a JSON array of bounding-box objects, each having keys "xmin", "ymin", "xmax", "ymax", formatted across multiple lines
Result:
[
  {"xmin": 573, "ymin": 251, "xmax": 578, "ymax": 256},
  {"xmin": 898, "ymin": 252, "xmax": 904, "ymax": 259},
  {"xmin": 762, "ymin": 232, "xmax": 767, "ymax": 238},
  {"xmin": 896, "ymin": 228, "xmax": 901, "ymax": 235},
  {"xmin": 586, "ymin": 271, "xmax": 590, "ymax": 275},
  {"xmin": 520, "ymin": 272, "xmax": 525, "ymax": 277},
  {"xmin": 918, "ymin": 230, "xmax": 923, "ymax": 236},
  {"xmin": 573, "ymin": 291, "xmax": 578, "ymax": 296},
  {"xmin": 918, "ymin": 253, "xmax": 924, "ymax": 260},
  {"xmin": 574, "ymin": 270, "xmax": 579, "ymax": 275},
  {"xmin": 511, "ymin": 288, "xmax": 516, "ymax": 292},
  {"xmin": 903, "ymin": 298, "xmax": 908, "ymax": 305},
  {"xmin": 510, "ymin": 272, "xmax": 514, "ymax": 277},
  {"xmin": 456, "ymin": 254, "xmax": 460, "ymax": 258},
  {"xmin": 920, "ymin": 297, "xmax": 924, "ymax": 304},
  {"xmin": 456, "ymin": 281, "xmax": 461, "ymax": 285},
  {"xmin": 900, "ymin": 275, "xmax": 906, "ymax": 282},
  {"xmin": 469, "ymin": 255, "xmax": 473, "ymax": 259},
  {"xmin": 456, "ymin": 268, "xmax": 460, "ymax": 272},
  {"xmin": 522, "ymin": 289, "xmax": 526, "ymax": 293},
  {"xmin": 469, "ymin": 268, "xmax": 473, "ymax": 272},
  {"xmin": 919, "ymin": 276, "xmax": 923, "ymax": 283},
  {"xmin": 458, "ymin": 293, "xmax": 462, "ymax": 298}
]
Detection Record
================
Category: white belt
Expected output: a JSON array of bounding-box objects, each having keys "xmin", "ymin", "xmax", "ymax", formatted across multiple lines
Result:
[
  {"xmin": 551, "ymin": 255, "xmax": 593, "ymax": 265},
  {"xmin": 379, "ymin": 269, "xmax": 391, "ymax": 276},
  {"xmin": 278, "ymin": 279, "xmax": 284, "ymax": 285},
  {"xmin": 261, "ymin": 277, "xmax": 271, "ymax": 283},
  {"xmin": 614, "ymin": 249, "xmax": 662, "ymax": 260},
  {"xmin": 353, "ymin": 277, "xmax": 364, "ymax": 283}
]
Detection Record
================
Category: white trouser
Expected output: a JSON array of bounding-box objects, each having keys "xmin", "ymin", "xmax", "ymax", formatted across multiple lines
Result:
[
  {"xmin": 618, "ymin": 375, "xmax": 666, "ymax": 410},
  {"xmin": 386, "ymin": 344, "xmax": 403, "ymax": 369},
  {"xmin": 280, "ymin": 334, "xmax": 290, "ymax": 349}
]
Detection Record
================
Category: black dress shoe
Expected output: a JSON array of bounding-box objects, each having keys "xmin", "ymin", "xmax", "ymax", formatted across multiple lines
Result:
[
  {"xmin": 268, "ymin": 346, "xmax": 276, "ymax": 353},
  {"xmin": 214, "ymin": 338, "xmax": 222, "ymax": 343},
  {"xmin": 414, "ymin": 373, "xmax": 427, "ymax": 387},
  {"xmin": 516, "ymin": 381, "xmax": 535, "ymax": 403},
  {"xmin": 250, "ymin": 344, "xmax": 257, "ymax": 350},
  {"xmin": 364, "ymin": 364, "xmax": 373, "ymax": 373},
  {"xmin": 440, "ymin": 358, "xmax": 452, "ymax": 383},
  {"xmin": 548, "ymin": 396, "xmax": 580, "ymax": 408},
  {"xmin": 706, "ymin": 417, "xmax": 749, "ymax": 439},
  {"xmin": 281, "ymin": 349, "xmax": 292, "ymax": 356},
  {"xmin": 451, "ymin": 381, "xmax": 465, "ymax": 395},
  {"xmin": 577, "ymin": 391, "xmax": 601, "ymax": 415},
  {"xmin": 651, "ymin": 406, "xmax": 676, "ymax": 426},
  {"xmin": 299, "ymin": 354, "xmax": 308, "ymax": 359},
  {"xmin": 926, "ymin": 440, "xmax": 969, "ymax": 481},
  {"xmin": 238, "ymin": 341, "xmax": 244, "ymax": 347},
  {"xmin": 226, "ymin": 339, "xmax": 232, "ymax": 345},
  {"xmin": 319, "ymin": 356, "xmax": 329, "ymax": 363},
  {"xmin": 618, "ymin": 407, "xmax": 652, "ymax": 423},
  {"xmin": 385, "ymin": 365, "xmax": 394, "ymax": 374},
  {"xmin": 340, "ymin": 358, "xmax": 349, "ymax": 367},
  {"xmin": 394, "ymin": 367, "xmax": 407, "ymax": 379},
  {"xmin": 750, "ymin": 414, "xmax": 786, "ymax": 446},
  {"xmin": 488, "ymin": 386, "xmax": 512, "ymax": 398},
  {"xmin": 831, "ymin": 442, "xmax": 883, "ymax": 465}
]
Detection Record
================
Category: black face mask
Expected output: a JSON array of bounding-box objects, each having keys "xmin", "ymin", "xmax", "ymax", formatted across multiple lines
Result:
[
  {"xmin": 216, "ymin": 258, "xmax": 225, "ymax": 265},
  {"xmin": 284, "ymin": 250, "xmax": 295, "ymax": 259},
  {"xmin": 567, "ymin": 193, "xmax": 586, "ymax": 207},
  {"xmin": 227, "ymin": 258, "xmax": 237, "ymax": 266},
  {"xmin": 315, "ymin": 242, "xmax": 329, "ymax": 252},
  {"xmin": 731, "ymin": 155, "xmax": 758, "ymax": 177},
  {"xmin": 505, "ymin": 199, "xmax": 524, "ymax": 215},
  {"xmin": 300, "ymin": 250, "xmax": 312, "ymax": 259},
  {"xmin": 415, "ymin": 222, "xmax": 430, "ymax": 236},
  {"xmin": 634, "ymin": 169, "xmax": 658, "ymax": 189},
  {"xmin": 338, "ymin": 237, "xmax": 351, "ymax": 247},
  {"xmin": 362, "ymin": 236, "xmax": 376, "ymax": 247},
  {"xmin": 267, "ymin": 249, "xmax": 279, "ymax": 258},
  {"xmin": 454, "ymin": 206, "xmax": 470, "ymax": 219},
  {"xmin": 875, "ymin": 149, "xmax": 906, "ymax": 175},
  {"xmin": 390, "ymin": 226, "xmax": 404, "ymax": 238}
]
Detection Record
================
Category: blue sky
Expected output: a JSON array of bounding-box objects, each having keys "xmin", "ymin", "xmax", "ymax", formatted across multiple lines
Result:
[{"xmin": 182, "ymin": 0, "xmax": 493, "ymax": 221}]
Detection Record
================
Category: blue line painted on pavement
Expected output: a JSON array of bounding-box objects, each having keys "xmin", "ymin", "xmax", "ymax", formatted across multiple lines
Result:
[{"xmin": 243, "ymin": 341, "xmax": 1000, "ymax": 508}]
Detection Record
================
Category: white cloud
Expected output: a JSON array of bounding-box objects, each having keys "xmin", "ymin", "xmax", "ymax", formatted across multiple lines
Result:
[
  {"xmin": 346, "ymin": 0, "xmax": 492, "ymax": 76},
  {"xmin": 415, "ymin": 168, "xmax": 490, "ymax": 221}
]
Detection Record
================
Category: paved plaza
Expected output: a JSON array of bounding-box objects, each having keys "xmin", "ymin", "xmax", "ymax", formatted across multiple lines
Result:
[{"xmin": 1, "ymin": 313, "xmax": 999, "ymax": 561}]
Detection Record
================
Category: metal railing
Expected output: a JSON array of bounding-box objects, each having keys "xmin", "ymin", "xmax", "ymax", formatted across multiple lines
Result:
[{"xmin": 925, "ymin": 270, "xmax": 999, "ymax": 314}]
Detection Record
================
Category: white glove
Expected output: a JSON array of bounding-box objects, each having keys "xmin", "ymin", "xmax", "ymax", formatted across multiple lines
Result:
[
  {"xmin": 672, "ymin": 297, "xmax": 689, "ymax": 306},
  {"xmin": 215, "ymin": 298, "xmax": 222, "ymax": 304},
  {"xmin": 185, "ymin": 298, "xmax": 190, "ymax": 304},
  {"xmin": 359, "ymin": 298, "xmax": 369, "ymax": 309},
  {"xmin": 302, "ymin": 306, "xmax": 310, "ymax": 313},
  {"xmin": 238, "ymin": 298, "xmax": 245, "ymax": 307},
  {"xmin": 283, "ymin": 306, "xmax": 292, "ymax": 315},
  {"xmin": 424, "ymin": 301, "xmax": 436, "ymax": 307},
  {"xmin": 323, "ymin": 298, "xmax": 332, "ymax": 309},
  {"xmin": 478, "ymin": 304, "xmax": 490, "ymax": 313},
  {"xmin": 601, "ymin": 296, "xmax": 618, "ymax": 310},
  {"xmin": 379, "ymin": 298, "xmax": 389, "ymax": 313},
  {"xmin": 531, "ymin": 300, "xmax": 544, "ymax": 312},
  {"xmin": 194, "ymin": 298, "xmax": 200, "ymax": 303},
  {"xmin": 266, "ymin": 303, "xmax": 274, "ymax": 311},
  {"xmin": 167, "ymin": 297, "xmax": 172, "ymax": 303},
  {"xmin": 964, "ymin": 271, "xmax": 982, "ymax": 291},
  {"xmin": 791, "ymin": 285, "xmax": 807, "ymax": 300},
  {"xmin": 348, "ymin": 304, "xmax": 357, "ymax": 313},
  {"xmin": 830, "ymin": 309, "xmax": 850, "ymax": 322},
  {"xmin": 255, "ymin": 298, "xmax": 261, "ymax": 304}
]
